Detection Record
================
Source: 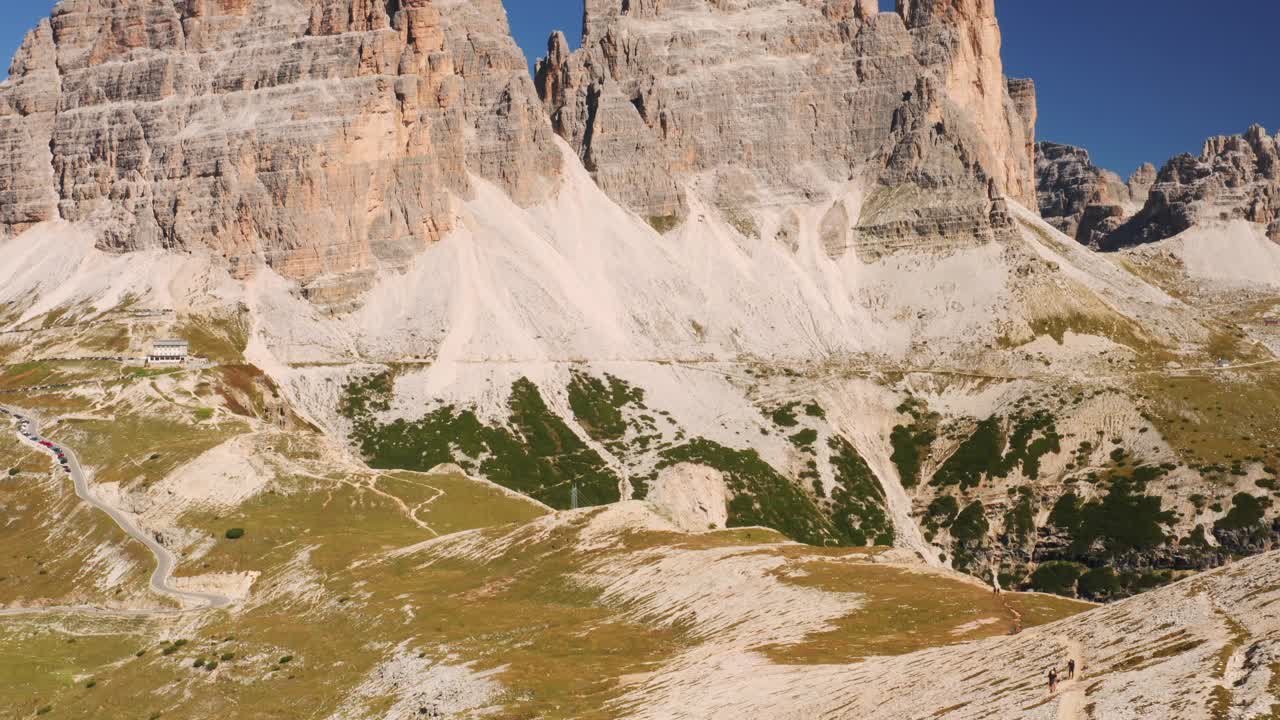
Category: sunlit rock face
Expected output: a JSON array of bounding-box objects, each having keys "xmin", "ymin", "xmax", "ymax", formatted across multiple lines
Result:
[
  {"xmin": 1035, "ymin": 141, "xmax": 1145, "ymax": 249},
  {"xmin": 536, "ymin": 0, "xmax": 1038, "ymax": 235},
  {"xmin": 0, "ymin": 0, "xmax": 560, "ymax": 297},
  {"xmin": 1105, "ymin": 124, "xmax": 1280, "ymax": 250}
]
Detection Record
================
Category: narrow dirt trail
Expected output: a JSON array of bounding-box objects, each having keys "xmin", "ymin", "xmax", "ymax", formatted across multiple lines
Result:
[{"xmin": 1055, "ymin": 636, "xmax": 1086, "ymax": 720}]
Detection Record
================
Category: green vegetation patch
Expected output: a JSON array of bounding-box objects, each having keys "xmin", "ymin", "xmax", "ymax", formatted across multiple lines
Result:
[
  {"xmin": 949, "ymin": 500, "xmax": 989, "ymax": 573},
  {"xmin": 1049, "ymin": 474, "xmax": 1176, "ymax": 559},
  {"xmin": 566, "ymin": 371, "xmax": 645, "ymax": 443},
  {"xmin": 1213, "ymin": 492, "xmax": 1275, "ymax": 551},
  {"xmin": 1002, "ymin": 411, "xmax": 1062, "ymax": 480},
  {"xmin": 826, "ymin": 437, "xmax": 894, "ymax": 547},
  {"xmin": 890, "ymin": 397, "xmax": 938, "ymax": 488},
  {"xmin": 925, "ymin": 495, "xmax": 959, "ymax": 530},
  {"xmin": 931, "ymin": 418, "xmax": 1004, "ymax": 490},
  {"xmin": 930, "ymin": 411, "xmax": 1061, "ymax": 489},
  {"xmin": 1029, "ymin": 561, "xmax": 1085, "ymax": 596},
  {"xmin": 1214, "ymin": 493, "xmax": 1268, "ymax": 532},
  {"xmin": 647, "ymin": 214, "xmax": 680, "ymax": 234},
  {"xmin": 1077, "ymin": 567, "xmax": 1122, "ymax": 601},
  {"xmin": 788, "ymin": 428, "xmax": 818, "ymax": 452},
  {"xmin": 1003, "ymin": 487, "xmax": 1037, "ymax": 541},
  {"xmin": 658, "ymin": 439, "xmax": 839, "ymax": 545},
  {"xmin": 769, "ymin": 403, "xmax": 800, "ymax": 428},
  {"xmin": 344, "ymin": 373, "xmax": 621, "ymax": 509}
]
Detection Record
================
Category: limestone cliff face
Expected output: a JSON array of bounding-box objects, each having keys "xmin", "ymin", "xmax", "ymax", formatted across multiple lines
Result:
[
  {"xmin": 1105, "ymin": 125, "xmax": 1280, "ymax": 250},
  {"xmin": 536, "ymin": 0, "xmax": 1037, "ymax": 235},
  {"xmin": 0, "ymin": 0, "xmax": 559, "ymax": 296},
  {"xmin": 1035, "ymin": 141, "xmax": 1143, "ymax": 248}
]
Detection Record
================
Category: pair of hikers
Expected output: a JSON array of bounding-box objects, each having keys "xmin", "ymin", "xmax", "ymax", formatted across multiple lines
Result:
[{"xmin": 1047, "ymin": 659, "xmax": 1077, "ymax": 693}]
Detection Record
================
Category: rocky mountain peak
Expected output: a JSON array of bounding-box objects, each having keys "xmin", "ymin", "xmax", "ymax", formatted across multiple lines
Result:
[
  {"xmin": 1104, "ymin": 124, "xmax": 1279, "ymax": 249},
  {"xmin": 537, "ymin": 0, "xmax": 1037, "ymax": 240},
  {"xmin": 0, "ymin": 0, "xmax": 560, "ymax": 306},
  {"xmin": 1036, "ymin": 125, "xmax": 1280, "ymax": 251},
  {"xmin": 1035, "ymin": 141, "xmax": 1142, "ymax": 248},
  {"xmin": 1127, "ymin": 162, "xmax": 1157, "ymax": 205},
  {"xmin": 896, "ymin": 0, "xmax": 994, "ymax": 27}
]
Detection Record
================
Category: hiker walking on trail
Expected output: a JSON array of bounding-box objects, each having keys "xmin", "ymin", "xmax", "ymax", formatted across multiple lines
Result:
[
  {"xmin": 1048, "ymin": 667, "xmax": 1059, "ymax": 693},
  {"xmin": 1067, "ymin": 658, "xmax": 1076, "ymax": 680}
]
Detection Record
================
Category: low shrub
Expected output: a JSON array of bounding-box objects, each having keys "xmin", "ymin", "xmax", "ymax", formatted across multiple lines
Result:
[
  {"xmin": 1029, "ymin": 562, "xmax": 1085, "ymax": 596},
  {"xmin": 224, "ymin": 528, "xmax": 245, "ymax": 540}
]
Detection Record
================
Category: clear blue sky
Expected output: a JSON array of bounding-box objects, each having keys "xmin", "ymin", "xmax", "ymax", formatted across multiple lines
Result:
[{"xmin": 5, "ymin": 1, "xmax": 1277, "ymax": 177}]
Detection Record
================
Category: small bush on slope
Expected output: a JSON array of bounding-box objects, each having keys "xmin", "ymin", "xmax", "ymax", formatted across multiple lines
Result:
[{"xmin": 1029, "ymin": 562, "xmax": 1085, "ymax": 595}]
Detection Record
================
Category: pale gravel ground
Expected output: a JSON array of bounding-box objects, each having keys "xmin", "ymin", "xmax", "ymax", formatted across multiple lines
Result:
[
  {"xmin": 607, "ymin": 550, "xmax": 1280, "ymax": 720},
  {"xmin": 646, "ymin": 463, "xmax": 730, "ymax": 532},
  {"xmin": 326, "ymin": 642, "xmax": 502, "ymax": 720},
  {"xmin": 387, "ymin": 501, "xmax": 1280, "ymax": 720},
  {"xmin": 1166, "ymin": 220, "xmax": 1280, "ymax": 289}
]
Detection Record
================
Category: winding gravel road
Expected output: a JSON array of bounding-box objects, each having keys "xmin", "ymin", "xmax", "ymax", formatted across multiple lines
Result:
[{"xmin": 0, "ymin": 405, "xmax": 231, "ymax": 616}]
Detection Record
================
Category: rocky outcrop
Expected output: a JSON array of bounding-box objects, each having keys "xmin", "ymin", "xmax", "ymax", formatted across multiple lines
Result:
[
  {"xmin": 1127, "ymin": 162, "xmax": 1157, "ymax": 206},
  {"xmin": 1006, "ymin": 77, "xmax": 1037, "ymax": 189},
  {"xmin": 854, "ymin": 74, "xmax": 1020, "ymax": 258},
  {"xmin": 0, "ymin": 0, "xmax": 560, "ymax": 301},
  {"xmin": 1105, "ymin": 125, "xmax": 1280, "ymax": 250},
  {"xmin": 536, "ymin": 0, "xmax": 1037, "ymax": 246},
  {"xmin": 1035, "ymin": 141, "xmax": 1142, "ymax": 248}
]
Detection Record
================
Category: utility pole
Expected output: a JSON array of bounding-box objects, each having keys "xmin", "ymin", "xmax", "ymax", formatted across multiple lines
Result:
[{"xmin": 570, "ymin": 484, "xmax": 578, "ymax": 510}]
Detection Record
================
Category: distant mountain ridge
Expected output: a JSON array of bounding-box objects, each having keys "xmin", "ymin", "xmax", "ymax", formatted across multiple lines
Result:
[{"xmin": 1037, "ymin": 126, "xmax": 1279, "ymax": 250}]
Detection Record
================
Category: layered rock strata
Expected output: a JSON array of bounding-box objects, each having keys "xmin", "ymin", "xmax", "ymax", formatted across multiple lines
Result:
[
  {"xmin": 1105, "ymin": 125, "xmax": 1280, "ymax": 249},
  {"xmin": 1035, "ymin": 141, "xmax": 1147, "ymax": 248},
  {"xmin": 0, "ymin": 0, "xmax": 559, "ymax": 297},
  {"xmin": 536, "ymin": 0, "xmax": 1038, "ymax": 249}
]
